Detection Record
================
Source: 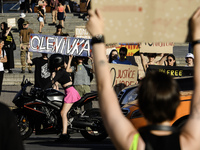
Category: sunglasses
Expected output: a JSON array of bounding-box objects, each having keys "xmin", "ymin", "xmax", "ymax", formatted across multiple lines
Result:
[
  {"xmin": 167, "ymin": 59, "xmax": 173, "ymax": 62},
  {"xmin": 120, "ymin": 53, "xmax": 126, "ymax": 56}
]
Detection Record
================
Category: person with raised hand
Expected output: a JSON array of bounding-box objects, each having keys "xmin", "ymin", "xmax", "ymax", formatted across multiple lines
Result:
[{"xmin": 86, "ymin": 8, "xmax": 200, "ymax": 150}]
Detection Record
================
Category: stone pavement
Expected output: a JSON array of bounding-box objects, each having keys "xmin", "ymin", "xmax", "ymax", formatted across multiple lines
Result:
[{"xmin": 0, "ymin": 85, "xmax": 21, "ymax": 107}]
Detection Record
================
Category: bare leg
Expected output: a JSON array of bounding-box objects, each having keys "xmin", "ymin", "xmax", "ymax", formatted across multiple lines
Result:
[
  {"xmin": 61, "ymin": 20, "xmax": 64, "ymax": 28},
  {"xmin": 60, "ymin": 103, "xmax": 73, "ymax": 134},
  {"xmin": 67, "ymin": 5, "xmax": 71, "ymax": 12},
  {"xmin": 39, "ymin": 22, "xmax": 44, "ymax": 32}
]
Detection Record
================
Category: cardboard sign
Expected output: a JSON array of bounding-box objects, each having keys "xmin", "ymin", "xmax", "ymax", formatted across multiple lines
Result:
[
  {"xmin": 29, "ymin": 34, "xmax": 91, "ymax": 57},
  {"xmin": 116, "ymin": 43, "xmax": 139, "ymax": 56},
  {"xmin": 75, "ymin": 26, "xmax": 91, "ymax": 39},
  {"xmin": 110, "ymin": 64, "xmax": 138, "ymax": 94},
  {"xmin": 147, "ymin": 65, "xmax": 194, "ymax": 77},
  {"xmin": 140, "ymin": 42, "xmax": 174, "ymax": 53},
  {"xmin": 7, "ymin": 18, "xmax": 16, "ymax": 27},
  {"xmin": 92, "ymin": 0, "xmax": 200, "ymax": 43}
]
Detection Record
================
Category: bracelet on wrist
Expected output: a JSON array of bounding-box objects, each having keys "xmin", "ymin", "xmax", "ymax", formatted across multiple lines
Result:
[
  {"xmin": 191, "ymin": 40, "xmax": 200, "ymax": 47},
  {"xmin": 91, "ymin": 34, "xmax": 105, "ymax": 46}
]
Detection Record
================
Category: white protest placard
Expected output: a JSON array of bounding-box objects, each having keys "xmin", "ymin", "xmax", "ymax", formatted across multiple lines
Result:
[
  {"xmin": 29, "ymin": 34, "xmax": 92, "ymax": 57},
  {"xmin": 75, "ymin": 26, "xmax": 91, "ymax": 39},
  {"xmin": 7, "ymin": 18, "xmax": 16, "ymax": 27},
  {"xmin": 110, "ymin": 64, "xmax": 138, "ymax": 94},
  {"xmin": 92, "ymin": 0, "xmax": 200, "ymax": 43},
  {"xmin": 140, "ymin": 42, "xmax": 174, "ymax": 53}
]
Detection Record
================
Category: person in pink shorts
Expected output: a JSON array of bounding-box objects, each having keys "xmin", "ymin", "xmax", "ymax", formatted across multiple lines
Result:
[{"xmin": 46, "ymin": 53, "xmax": 81, "ymax": 141}]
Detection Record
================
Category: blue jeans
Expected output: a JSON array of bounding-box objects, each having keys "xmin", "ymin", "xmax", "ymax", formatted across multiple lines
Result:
[{"xmin": 31, "ymin": 3, "xmax": 35, "ymax": 13}]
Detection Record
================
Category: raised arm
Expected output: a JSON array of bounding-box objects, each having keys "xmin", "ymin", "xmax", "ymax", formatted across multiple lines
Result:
[
  {"xmin": 156, "ymin": 53, "xmax": 167, "ymax": 65},
  {"xmin": 140, "ymin": 53, "xmax": 147, "ymax": 72},
  {"xmin": 66, "ymin": 55, "xmax": 73, "ymax": 73},
  {"xmin": 181, "ymin": 7, "xmax": 200, "ymax": 149},
  {"xmin": 4, "ymin": 27, "xmax": 12, "ymax": 37},
  {"xmin": 86, "ymin": 9, "xmax": 139, "ymax": 150},
  {"xmin": 88, "ymin": 56, "xmax": 95, "ymax": 73}
]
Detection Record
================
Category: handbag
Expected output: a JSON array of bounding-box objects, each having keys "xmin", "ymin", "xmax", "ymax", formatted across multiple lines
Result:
[
  {"xmin": 11, "ymin": 33, "xmax": 16, "ymax": 50},
  {"xmin": 12, "ymin": 39, "xmax": 16, "ymax": 50}
]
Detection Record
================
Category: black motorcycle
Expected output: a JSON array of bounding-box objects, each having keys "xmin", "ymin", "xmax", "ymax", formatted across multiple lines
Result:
[{"xmin": 12, "ymin": 76, "xmax": 107, "ymax": 141}]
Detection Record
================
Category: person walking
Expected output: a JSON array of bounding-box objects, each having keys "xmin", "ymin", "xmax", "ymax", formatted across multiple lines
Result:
[
  {"xmin": 37, "ymin": 5, "xmax": 45, "ymax": 33},
  {"xmin": 64, "ymin": 0, "xmax": 71, "ymax": 13},
  {"xmin": 17, "ymin": 13, "xmax": 26, "ymax": 32},
  {"xmin": 1, "ymin": 22, "xmax": 15, "ymax": 73},
  {"xmin": 19, "ymin": 21, "xmax": 34, "ymax": 73},
  {"xmin": 57, "ymin": 1, "xmax": 66, "ymax": 27},
  {"xmin": 0, "ymin": 40, "xmax": 7, "ymax": 95},
  {"xmin": 30, "ymin": 0, "xmax": 36, "ymax": 13},
  {"xmin": 86, "ymin": 8, "xmax": 200, "ymax": 150},
  {"xmin": 50, "ymin": 0, "xmax": 59, "ymax": 25}
]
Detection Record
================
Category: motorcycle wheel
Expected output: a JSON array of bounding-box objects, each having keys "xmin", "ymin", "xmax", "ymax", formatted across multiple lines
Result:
[
  {"xmin": 14, "ymin": 111, "xmax": 33, "ymax": 140},
  {"xmin": 80, "ymin": 108, "xmax": 108, "ymax": 141}
]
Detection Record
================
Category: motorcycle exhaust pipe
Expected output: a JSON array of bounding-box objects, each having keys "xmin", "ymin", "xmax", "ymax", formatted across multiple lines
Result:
[{"xmin": 72, "ymin": 121, "xmax": 97, "ymax": 128}]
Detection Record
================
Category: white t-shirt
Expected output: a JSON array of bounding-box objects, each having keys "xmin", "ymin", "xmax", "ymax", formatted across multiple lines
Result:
[{"xmin": 0, "ymin": 50, "xmax": 6, "ymax": 71}]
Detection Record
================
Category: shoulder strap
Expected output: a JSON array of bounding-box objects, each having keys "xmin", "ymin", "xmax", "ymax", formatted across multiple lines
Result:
[
  {"xmin": 139, "ymin": 125, "xmax": 178, "ymax": 133},
  {"xmin": 139, "ymin": 125, "xmax": 179, "ymax": 150},
  {"xmin": 129, "ymin": 133, "xmax": 140, "ymax": 150}
]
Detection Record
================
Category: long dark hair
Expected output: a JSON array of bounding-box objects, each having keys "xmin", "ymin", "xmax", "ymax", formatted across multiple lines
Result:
[
  {"xmin": 109, "ymin": 49, "xmax": 118, "ymax": 63},
  {"xmin": 167, "ymin": 54, "xmax": 176, "ymax": 66},
  {"xmin": 1, "ymin": 22, "xmax": 8, "ymax": 33}
]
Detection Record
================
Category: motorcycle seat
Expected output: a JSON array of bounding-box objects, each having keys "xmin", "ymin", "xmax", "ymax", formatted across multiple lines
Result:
[{"xmin": 72, "ymin": 91, "xmax": 98, "ymax": 107}]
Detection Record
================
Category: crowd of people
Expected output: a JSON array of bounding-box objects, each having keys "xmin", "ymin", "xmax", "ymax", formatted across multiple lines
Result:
[{"xmin": 1, "ymin": 2, "xmax": 200, "ymax": 150}]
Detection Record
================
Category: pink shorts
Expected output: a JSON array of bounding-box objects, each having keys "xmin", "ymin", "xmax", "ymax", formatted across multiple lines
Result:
[{"xmin": 64, "ymin": 86, "xmax": 81, "ymax": 103}]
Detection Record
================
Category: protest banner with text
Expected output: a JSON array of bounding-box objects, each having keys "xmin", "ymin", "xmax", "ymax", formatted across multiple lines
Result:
[
  {"xmin": 140, "ymin": 42, "xmax": 174, "ymax": 53},
  {"xmin": 7, "ymin": 18, "xmax": 16, "ymax": 27},
  {"xmin": 75, "ymin": 26, "xmax": 91, "ymax": 39},
  {"xmin": 92, "ymin": 0, "xmax": 200, "ymax": 43},
  {"xmin": 110, "ymin": 64, "xmax": 138, "ymax": 94},
  {"xmin": 147, "ymin": 65, "xmax": 193, "ymax": 77},
  {"xmin": 29, "ymin": 34, "xmax": 92, "ymax": 57},
  {"xmin": 116, "ymin": 43, "xmax": 139, "ymax": 56}
]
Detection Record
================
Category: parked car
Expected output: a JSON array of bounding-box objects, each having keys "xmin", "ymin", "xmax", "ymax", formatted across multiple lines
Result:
[{"xmin": 119, "ymin": 76, "xmax": 193, "ymax": 129}]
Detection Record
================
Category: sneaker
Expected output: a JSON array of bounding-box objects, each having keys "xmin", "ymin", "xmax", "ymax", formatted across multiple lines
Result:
[
  {"xmin": 4, "ymin": 69, "xmax": 8, "ymax": 73},
  {"xmin": 28, "ymin": 70, "xmax": 33, "ymax": 73},
  {"xmin": 21, "ymin": 70, "xmax": 25, "ymax": 73},
  {"xmin": 55, "ymin": 134, "xmax": 70, "ymax": 142}
]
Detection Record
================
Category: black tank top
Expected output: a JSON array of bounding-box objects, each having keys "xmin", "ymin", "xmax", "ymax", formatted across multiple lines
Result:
[{"xmin": 138, "ymin": 125, "xmax": 181, "ymax": 150}]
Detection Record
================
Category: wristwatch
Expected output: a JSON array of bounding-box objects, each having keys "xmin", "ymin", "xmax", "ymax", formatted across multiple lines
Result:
[
  {"xmin": 191, "ymin": 40, "xmax": 200, "ymax": 47},
  {"xmin": 91, "ymin": 34, "xmax": 105, "ymax": 45}
]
